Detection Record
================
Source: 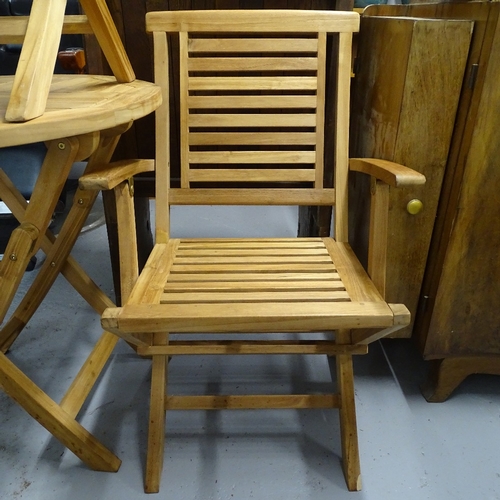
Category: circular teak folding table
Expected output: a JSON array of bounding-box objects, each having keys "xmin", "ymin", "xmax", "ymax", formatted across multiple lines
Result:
[{"xmin": 0, "ymin": 0, "xmax": 161, "ymax": 472}]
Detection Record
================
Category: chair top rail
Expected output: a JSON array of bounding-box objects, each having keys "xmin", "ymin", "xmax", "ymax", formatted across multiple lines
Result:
[{"xmin": 146, "ymin": 10, "xmax": 360, "ymax": 34}]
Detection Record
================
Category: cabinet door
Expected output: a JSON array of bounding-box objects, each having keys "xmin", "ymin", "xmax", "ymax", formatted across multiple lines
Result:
[
  {"xmin": 349, "ymin": 16, "xmax": 472, "ymax": 337},
  {"xmin": 423, "ymin": 19, "xmax": 500, "ymax": 357}
]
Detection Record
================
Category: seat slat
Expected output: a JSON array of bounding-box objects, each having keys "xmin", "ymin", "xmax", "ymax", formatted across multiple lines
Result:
[
  {"xmin": 164, "ymin": 280, "xmax": 345, "ymax": 291},
  {"xmin": 167, "ymin": 272, "xmax": 341, "ymax": 282},
  {"xmin": 161, "ymin": 291, "xmax": 350, "ymax": 303},
  {"xmin": 177, "ymin": 238, "xmax": 324, "ymax": 246},
  {"xmin": 170, "ymin": 263, "xmax": 337, "ymax": 273},
  {"xmin": 174, "ymin": 255, "xmax": 332, "ymax": 264},
  {"xmin": 175, "ymin": 248, "xmax": 329, "ymax": 256}
]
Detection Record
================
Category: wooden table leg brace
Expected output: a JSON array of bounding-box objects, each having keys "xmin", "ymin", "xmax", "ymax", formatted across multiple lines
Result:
[{"xmin": 0, "ymin": 128, "xmax": 133, "ymax": 472}]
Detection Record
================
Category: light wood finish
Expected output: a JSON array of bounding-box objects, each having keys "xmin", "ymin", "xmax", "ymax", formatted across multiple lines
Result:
[
  {"xmin": 79, "ymin": 159, "xmax": 155, "ymax": 191},
  {"xmin": 78, "ymin": 0, "xmax": 135, "ymax": 83},
  {"xmin": 0, "ymin": 0, "xmax": 161, "ymax": 477},
  {"xmin": 0, "ymin": 15, "xmax": 93, "ymax": 44},
  {"xmin": 0, "ymin": 351, "xmax": 121, "ymax": 472},
  {"xmin": 0, "ymin": 137, "xmax": 79, "ymax": 324},
  {"xmin": 350, "ymin": 158, "xmax": 426, "ymax": 187},
  {"xmin": 336, "ymin": 328, "xmax": 362, "ymax": 491},
  {"xmin": 0, "ymin": 126, "xmax": 128, "ymax": 352},
  {"xmin": 146, "ymin": 9, "xmax": 360, "ymax": 33},
  {"xmin": 145, "ymin": 332, "xmax": 168, "ymax": 494},
  {"xmin": 0, "ymin": 76, "xmax": 161, "ymax": 148},
  {"xmin": 2, "ymin": 0, "xmax": 136, "ymax": 122},
  {"xmin": 103, "ymin": 10, "xmax": 421, "ymax": 492},
  {"xmin": 5, "ymin": 0, "xmax": 67, "ymax": 122}
]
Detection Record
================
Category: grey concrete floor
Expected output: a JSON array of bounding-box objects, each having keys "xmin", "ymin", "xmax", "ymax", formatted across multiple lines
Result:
[{"xmin": 1, "ymin": 203, "xmax": 500, "ymax": 500}]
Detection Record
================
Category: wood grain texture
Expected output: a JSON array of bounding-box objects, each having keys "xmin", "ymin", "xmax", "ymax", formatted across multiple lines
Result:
[
  {"xmin": 102, "ymin": 9, "xmax": 412, "ymax": 494},
  {"xmin": 0, "ymin": 76, "xmax": 162, "ymax": 148},
  {"xmin": 79, "ymin": 0, "xmax": 135, "ymax": 82},
  {"xmin": 0, "ymin": 15, "xmax": 93, "ymax": 44},
  {"xmin": 349, "ymin": 15, "xmax": 472, "ymax": 337},
  {"xmin": 146, "ymin": 9, "xmax": 360, "ymax": 33},
  {"xmin": 5, "ymin": 0, "xmax": 67, "ymax": 121},
  {"xmin": 425, "ymin": 14, "xmax": 500, "ymax": 357},
  {"xmin": 349, "ymin": 158, "xmax": 425, "ymax": 187},
  {"xmin": 0, "ymin": 352, "xmax": 121, "ymax": 472}
]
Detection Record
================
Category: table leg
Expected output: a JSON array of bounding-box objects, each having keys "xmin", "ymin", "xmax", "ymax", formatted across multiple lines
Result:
[
  {"xmin": 0, "ymin": 137, "xmax": 80, "ymax": 324},
  {"xmin": 0, "ymin": 129, "xmax": 123, "ymax": 351},
  {"xmin": 0, "ymin": 351, "xmax": 121, "ymax": 471}
]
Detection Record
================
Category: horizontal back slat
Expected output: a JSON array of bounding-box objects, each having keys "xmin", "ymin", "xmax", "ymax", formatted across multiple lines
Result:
[
  {"xmin": 188, "ymin": 113, "xmax": 316, "ymax": 128},
  {"xmin": 187, "ymin": 95, "xmax": 317, "ymax": 109},
  {"xmin": 188, "ymin": 76, "xmax": 318, "ymax": 91},
  {"xmin": 188, "ymin": 57, "xmax": 318, "ymax": 72},
  {"xmin": 189, "ymin": 151, "xmax": 315, "ymax": 164},
  {"xmin": 188, "ymin": 168, "xmax": 315, "ymax": 183},
  {"xmin": 188, "ymin": 38, "xmax": 319, "ymax": 53},
  {"xmin": 189, "ymin": 132, "xmax": 316, "ymax": 146},
  {"xmin": 169, "ymin": 188, "xmax": 335, "ymax": 206}
]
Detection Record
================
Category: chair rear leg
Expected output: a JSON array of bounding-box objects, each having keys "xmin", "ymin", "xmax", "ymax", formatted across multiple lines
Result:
[
  {"xmin": 145, "ymin": 333, "xmax": 168, "ymax": 493},
  {"xmin": 336, "ymin": 330, "xmax": 362, "ymax": 491}
]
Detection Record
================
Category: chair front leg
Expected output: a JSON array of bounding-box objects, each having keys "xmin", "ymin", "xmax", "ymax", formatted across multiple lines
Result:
[
  {"xmin": 336, "ymin": 329, "xmax": 362, "ymax": 491},
  {"xmin": 145, "ymin": 332, "xmax": 169, "ymax": 493}
]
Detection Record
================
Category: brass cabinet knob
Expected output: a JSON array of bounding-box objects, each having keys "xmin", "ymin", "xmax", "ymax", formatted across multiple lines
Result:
[{"xmin": 407, "ymin": 199, "xmax": 423, "ymax": 215}]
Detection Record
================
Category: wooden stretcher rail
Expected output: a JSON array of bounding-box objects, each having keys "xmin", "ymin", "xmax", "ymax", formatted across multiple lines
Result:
[
  {"xmin": 138, "ymin": 340, "xmax": 368, "ymax": 356},
  {"xmin": 165, "ymin": 394, "xmax": 341, "ymax": 410},
  {"xmin": 0, "ymin": 15, "xmax": 93, "ymax": 43}
]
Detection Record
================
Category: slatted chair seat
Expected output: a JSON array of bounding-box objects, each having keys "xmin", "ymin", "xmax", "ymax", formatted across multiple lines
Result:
[
  {"xmin": 104, "ymin": 237, "xmax": 404, "ymax": 337},
  {"xmin": 82, "ymin": 9, "xmax": 425, "ymax": 494}
]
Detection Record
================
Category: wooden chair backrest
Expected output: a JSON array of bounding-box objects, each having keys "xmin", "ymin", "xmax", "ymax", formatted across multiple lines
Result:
[
  {"xmin": 0, "ymin": 0, "xmax": 134, "ymax": 122},
  {"xmin": 147, "ymin": 10, "xmax": 359, "ymax": 243}
]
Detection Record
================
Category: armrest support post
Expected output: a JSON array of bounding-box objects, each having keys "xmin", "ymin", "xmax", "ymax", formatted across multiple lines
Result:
[
  {"xmin": 349, "ymin": 157, "xmax": 426, "ymax": 298},
  {"xmin": 367, "ymin": 178, "xmax": 389, "ymax": 297}
]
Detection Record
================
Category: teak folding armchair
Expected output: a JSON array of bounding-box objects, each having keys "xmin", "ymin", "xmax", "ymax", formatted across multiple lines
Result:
[
  {"xmin": 84, "ymin": 9, "xmax": 425, "ymax": 493},
  {"xmin": 0, "ymin": 0, "xmax": 161, "ymax": 474}
]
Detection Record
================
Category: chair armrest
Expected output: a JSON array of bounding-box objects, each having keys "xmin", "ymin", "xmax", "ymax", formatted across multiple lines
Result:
[
  {"xmin": 79, "ymin": 159, "xmax": 154, "ymax": 191},
  {"xmin": 349, "ymin": 158, "xmax": 425, "ymax": 298},
  {"xmin": 349, "ymin": 158, "xmax": 426, "ymax": 187}
]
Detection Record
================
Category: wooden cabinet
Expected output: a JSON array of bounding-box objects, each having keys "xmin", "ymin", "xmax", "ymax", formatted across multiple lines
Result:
[
  {"xmin": 349, "ymin": 15, "xmax": 473, "ymax": 338},
  {"xmin": 351, "ymin": 2, "xmax": 500, "ymax": 401}
]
